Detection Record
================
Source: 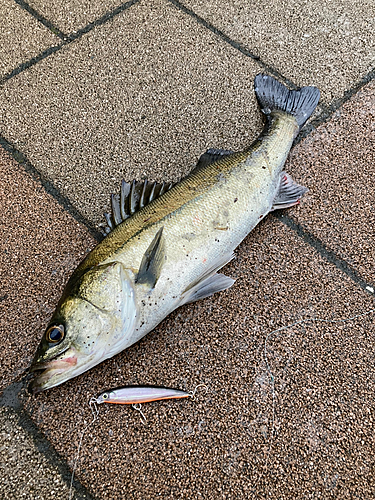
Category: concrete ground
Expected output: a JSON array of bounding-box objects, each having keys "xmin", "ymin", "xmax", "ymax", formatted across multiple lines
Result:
[{"xmin": 0, "ymin": 0, "xmax": 374, "ymax": 498}]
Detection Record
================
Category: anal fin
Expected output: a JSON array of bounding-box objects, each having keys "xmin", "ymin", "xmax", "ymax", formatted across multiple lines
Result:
[
  {"xmin": 271, "ymin": 172, "xmax": 308, "ymax": 211},
  {"xmin": 180, "ymin": 251, "xmax": 235, "ymax": 306}
]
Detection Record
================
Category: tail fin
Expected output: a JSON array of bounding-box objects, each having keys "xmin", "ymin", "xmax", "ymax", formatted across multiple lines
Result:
[{"xmin": 254, "ymin": 74, "xmax": 320, "ymax": 129}]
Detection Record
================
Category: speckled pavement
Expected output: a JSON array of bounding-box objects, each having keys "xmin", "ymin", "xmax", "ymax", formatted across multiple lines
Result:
[{"xmin": 0, "ymin": 1, "xmax": 374, "ymax": 499}]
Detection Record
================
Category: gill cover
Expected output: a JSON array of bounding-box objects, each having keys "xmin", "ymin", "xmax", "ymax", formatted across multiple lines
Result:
[
  {"xmin": 30, "ymin": 261, "xmax": 137, "ymax": 372},
  {"xmin": 73, "ymin": 261, "xmax": 138, "ymax": 360}
]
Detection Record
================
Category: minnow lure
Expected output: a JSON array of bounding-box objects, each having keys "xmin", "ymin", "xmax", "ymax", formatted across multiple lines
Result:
[{"xmin": 94, "ymin": 385, "xmax": 191, "ymax": 405}]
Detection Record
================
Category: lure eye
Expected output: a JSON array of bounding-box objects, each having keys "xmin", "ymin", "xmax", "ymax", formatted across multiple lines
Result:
[
  {"xmin": 46, "ymin": 325, "xmax": 65, "ymax": 344},
  {"xmin": 102, "ymin": 393, "xmax": 108, "ymax": 400}
]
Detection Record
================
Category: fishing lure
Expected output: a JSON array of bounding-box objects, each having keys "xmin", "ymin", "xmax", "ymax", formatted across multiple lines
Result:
[
  {"xmin": 95, "ymin": 385, "xmax": 191, "ymax": 405},
  {"xmin": 90, "ymin": 384, "xmax": 207, "ymax": 423}
]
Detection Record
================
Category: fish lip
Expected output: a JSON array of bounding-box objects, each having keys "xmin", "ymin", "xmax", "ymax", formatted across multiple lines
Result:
[
  {"xmin": 29, "ymin": 345, "xmax": 70, "ymax": 373},
  {"xmin": 28, "ymin": 347, "xmax": 79, "ymax": 394}
]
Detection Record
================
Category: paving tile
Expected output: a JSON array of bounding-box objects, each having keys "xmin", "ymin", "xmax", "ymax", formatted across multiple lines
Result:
[
  {"xmin": 26, "ymin": 0, "xmax": 126, "ymax": 34},
  {"xmin": 0, "ymin": 147, "xmax": 96, "ymax": 391},
  {"xmin": 182, "ymin": 0, "xmax": 375, "ymax": 102},
  {"xmin": 0, "ymin": 0, "xmax": 59, "ymax": 79},
  {"xmin": 23, "ymin": 219, "xmax": 375, "ymax": 499},
  {"xmin": 285, "ymin": 80, "xmax": 375, "ymax": 284},
  {"xmin": 0, "ymin": 406, "xmax": 88, "ymax": 500},
  {"xmin": 0, "ymin": 0, "xmax": 262, "ymax": 228}
]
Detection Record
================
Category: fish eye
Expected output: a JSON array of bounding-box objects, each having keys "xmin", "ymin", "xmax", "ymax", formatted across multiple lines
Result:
[
  {"xmin": 102, "ymin": 393, "xmax": 108, "ymax": 400},
  {"xmin": 46, "ymin": 325, "xmax": 65, "ymax": 344}
]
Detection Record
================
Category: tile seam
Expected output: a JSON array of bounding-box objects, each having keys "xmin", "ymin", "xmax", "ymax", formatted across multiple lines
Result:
[
  {"xmin": 166, "ymin": 0, "xmax": 298, "ymax": 89},
  {"xmin": 294, "ymin": 67, "xmax": 375, "ymax": 146},
  {"xmin": 166, "ymin": 0, "xmax": 375, "ymax": 148},
  {"xmin": 0, "ymin": 135, "xmax": 103, "ymax": 242},
  {"xmin": 0, "ymin": 381, "xmax": 96, "ymax": 500},
  {"xmin": 2, "ymin": 130, "xmax": 372, "ymax": 298},
  {"xmin": 0, "ymin": 0, "xmax": 140, "ymax": 85},
  {"xmin": 13, "ymin": 0, "xmax": 68, "ymax": 39},
  {"xmin": 273, "ymin": 212, "xmax": 375, "ymax": 296}
]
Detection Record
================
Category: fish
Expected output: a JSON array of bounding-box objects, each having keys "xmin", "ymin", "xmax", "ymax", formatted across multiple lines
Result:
[
  {"xmin": 29, "ymin": 74, "xmax": 320, "ymax": 393},
  {"xmin": 95, "ymin": 386, "xmax": 190, "ymax": 405}
]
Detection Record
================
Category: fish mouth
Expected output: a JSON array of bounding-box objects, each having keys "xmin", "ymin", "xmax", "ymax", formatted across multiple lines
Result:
[{"xmin": 28, "ymin": 349, "xmax": 79, "ymax": 394}]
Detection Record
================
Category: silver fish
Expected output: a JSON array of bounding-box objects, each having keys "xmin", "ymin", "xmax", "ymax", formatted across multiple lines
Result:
[{"xmin": 29, "ymin": 74, "xmax": 320, "ymax": 393}]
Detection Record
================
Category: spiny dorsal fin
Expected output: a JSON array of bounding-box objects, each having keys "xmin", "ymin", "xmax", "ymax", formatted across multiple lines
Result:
[{"xmin": 100, "ymin": 179, "xmax": 174, "ymax": 235}]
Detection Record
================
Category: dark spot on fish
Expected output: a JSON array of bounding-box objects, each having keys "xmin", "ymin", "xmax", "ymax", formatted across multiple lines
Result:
[
  {"xmin": 262, "ymin": 166, "xmax": 266, "ymax": 169},
  {"xmin": 259, "ymin": 215, "xmax": 263, "ymax": 218},
  {"xmin": 234, "ymin": 198, "xmax": 238, "ymax": 203},
  {"xmin": 143, "ymin": 217, "xmax": 151, "ymax": 222}
]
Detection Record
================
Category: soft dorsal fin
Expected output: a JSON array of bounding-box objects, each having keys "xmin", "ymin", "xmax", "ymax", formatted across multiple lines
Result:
[
  {"xmin": 194, "ymin": 148, "xmax": 235, "ymax": 171},
  {"xmin": 101, "ymin": 179, "xmax": 174, "ymax": 234}
]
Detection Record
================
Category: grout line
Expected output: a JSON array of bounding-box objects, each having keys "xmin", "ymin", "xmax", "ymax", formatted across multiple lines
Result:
[
  {"xmin": 66, "ymin": 0, "xmax": 138, "ymax": 41},
  {"xmin": 274, "ymin": 212, "xmax": 375, "ymax": 295},
  {"xmin": 1, "ymin": 44, "xmax": 64, "ymax": 85},
  {"xmin": 14, "ymin": 0, "xmax": 68, "ymax": 39},
  {"xmin": 0, "ymin": 380, "xmax": 96, "ymax": 499},
  {"xmin": 0, "ymin": 0, "xmax": 373, "ymax": 493},
  {"xmin": 294, "ymin": 67, "xmax": 375, "ymax": 146},
  {"xmin": 1, "ymin": 0, "xmax": 139, "ymax": 85},
  {"xmin": 166, "ymin": 0, "xmax": 297, "ymax": 89},
  {"xmin": 0, "ymin": 135, "xmax": 103, "ymax": 242}
]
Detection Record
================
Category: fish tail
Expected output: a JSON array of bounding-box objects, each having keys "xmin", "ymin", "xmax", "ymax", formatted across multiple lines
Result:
[{"xmin": 254, "ymin": 74, "xmax": 320, "ymax": 129}]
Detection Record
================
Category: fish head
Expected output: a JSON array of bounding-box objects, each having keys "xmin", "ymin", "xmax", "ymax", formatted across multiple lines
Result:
[{"xmin": 29, "ymin": 261, "xmax": 137, "ymax": 393}]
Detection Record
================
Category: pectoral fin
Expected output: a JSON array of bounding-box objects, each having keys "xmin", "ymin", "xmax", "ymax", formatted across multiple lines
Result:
[{"xmin": 136, "ymin": 227, "xmax": 165, "ymax": 288}]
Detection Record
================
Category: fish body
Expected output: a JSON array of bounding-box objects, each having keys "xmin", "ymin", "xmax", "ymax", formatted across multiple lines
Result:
[
  {"xmin": 96, "ymin": 386, "xmax": 190, "ymax": 405},
  {"xmin": 29, "ymin": 74, "xmax": 320, "ymax": 393}
]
